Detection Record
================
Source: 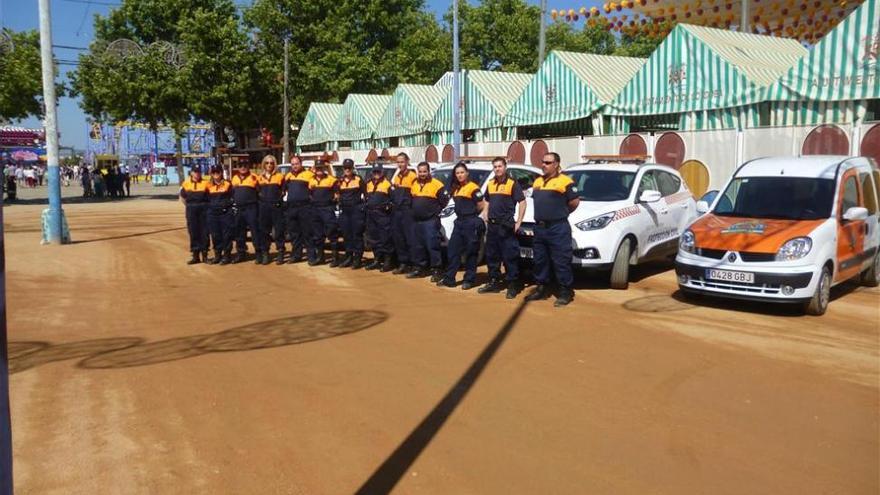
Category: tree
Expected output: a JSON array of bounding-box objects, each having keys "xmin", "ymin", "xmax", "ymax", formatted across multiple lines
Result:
[
  {"xmin": 614, "ymin": 25, "xmax": 669, "ymax": 58},
  {"xmin": 448, "ymin": 0, "xmax": 541, "ymax": 72},
  {"xmin": 244, "ymin": 0, "xmax": 449, "ymax": 137},
  {"xmin": 545, "ymin": 22, "xmax": 617, "ymax": 56},
  {"xmin": 0, "ymin": 29, "xmax": 50, "ymax": 121}
]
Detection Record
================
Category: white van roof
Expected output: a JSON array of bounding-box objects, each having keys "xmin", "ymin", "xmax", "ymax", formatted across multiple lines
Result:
[{"xmin": 736, "ymin": 156, "xmax": 873, "ymax": 180}]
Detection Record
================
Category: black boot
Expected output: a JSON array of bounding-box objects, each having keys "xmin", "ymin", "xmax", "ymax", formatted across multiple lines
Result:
[
  {"xmin": 339, "ymin": 254, "xmax": 353, "ymax": 268},
  {"xmin": 406, "ymin": 267, "xmax": 427, "ymax": 279},
  {"xmin": 351, "ymin": 256, "xmax": 363, "ymax": 269},
  {"xmin": 478, "ymin": 279, "xmax": 504, "ymax": 294},
  {"xmin": 254, "ymin": 251, "xmax": 263, "ymax": 265},
  {"xmin": 429, "ymin": 268, "xmax": 443, "ymax": 283},
  {"xmin": 461, "ymin": 281, "xmax": 475, "ymax": 290},
  {"xmin": 524, "ymin": 285, "xmax": 551, "ymax": 302},
  {"xmin": 328, "ymin": 252, "xmax": 341, "ymax": 268},
  {"xmin": 437, "ymin": 278, "xmax": 456, "ymax": 288},
  {"xmin": 219, "ymin": 251, "xmax": 232, "ymax": 265},
  {"xmin": 365, "ymin": 256, "xmax": 381, "ymax": 271},
  {"xmin": 261, "ymin": 252, "xmax": 271, "ymax": 265},
  {"xmin": 505, "ymin": 280, "xmax": 524, "ymax": 299},
  {"xmin": 201, "ymin": 250, "xmax": 209, "ymax": 264},
  {"xmin": 554, "ymin": 287, "xmax": 574, "ymax": 307},
  {"xmin": 380, "ymin": 256, "xmax": 394, "ymax": 272},
  {"xmin": 205, "ymin": 251, "xmax": 217, "ymax": 265},
  {"xmin": 392, "ymin": 263, "xmax": 409, "ymax": 275},
  {"xmin": 187, "ymin": 251, "xmax": 200, "ymax": 265},
  {"xmin": 275, "ymin": 249, "xmax": 286, "ymax": 265},
  {"xmin": 233, "ymin": 251, "xmax": 245, "ymax": 264}
]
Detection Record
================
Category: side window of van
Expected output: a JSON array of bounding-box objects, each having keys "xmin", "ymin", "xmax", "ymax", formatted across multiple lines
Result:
[
  {"xmin": 861, "ymin": 172, "xmax": 879, "ymax": 214},
  {"xmin": 841, "ymin": 176, "xmax": 859, "ymax": 214},
  {"xmin": 656, "ymin": 171, "xmax": 682, "ymax": 196}
]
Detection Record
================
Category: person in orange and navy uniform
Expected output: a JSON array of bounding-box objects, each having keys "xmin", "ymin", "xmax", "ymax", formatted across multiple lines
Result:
[
  {"xmin": 308, "ymin": 160, "xmax": 339, "ymax": 266},
  {"xmin": 479, "ymin": 156, "xmax": 527, "ymax": 299},
  {"xmin": 408, "ymin": 161, "xmax": 449, "ymax": 282},
  {"xmin": 364, "ymin": 163, "xmax": 394, "ymax": 272},
  {"xmin": 438, "ymin": 162, "xmax": 485, "ymax": 290},
  {"xmin": 282, "ymin": 155, "xmax": 313, "ymax": 264},
  {"xmin": 337, "ymin": 159, "xmax": 367, "ymax": 269},
  {"xmin": 205, "ymin": 165, "xmax": 234, "ymax": 265},
  {"xmin": 390, "ymin": 152, "xmax": 417, "ymax": 274},
  {"xmin": 257, "ymin": 155, "xmax": 286, "ymax": 265},
  {"xmin": 179, "ymin": 165, "xmax": 209, "ymax": 264},
  {"xmin": 231, "ymin": 161, "xmax": 265, "ymax": 264},
  {"xmin": 525, "ymin": 152, "xmax": 580, "ymax": 307}
]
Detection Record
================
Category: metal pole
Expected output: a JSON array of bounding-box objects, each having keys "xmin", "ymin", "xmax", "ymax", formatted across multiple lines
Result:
[
  {"xmin": 741, "ymin": 0, "xmax": 749, "ymax": 33},
  {"xmin": 38, "ymin": 0, "xmax": 63, "ymax": 245},
  {"xmin": 282, "ymin": 37, "xmax": 290, "ymax": 164},
  {"xmin": 452, "ymin": 0, "xmax": 461, "ymax": 161},
  {"xmin": 538, "ymin": 0, "xmax": 547, "ymax": 65},
  {"xmin": 0, "ymin": 191, "xmax": 12, "ymax": 493}
]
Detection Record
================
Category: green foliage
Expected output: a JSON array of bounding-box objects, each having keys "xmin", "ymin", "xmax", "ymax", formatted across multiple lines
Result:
[
  {"xmin": 448, "ymin": 0, "xmax": 541, "ymax": 72},
  {"xmin": 614, "ymin": 24, "xmax": 670, "ymax": 58},
  {"xmin": 0, "ymin": 29, "xmax": 48, "ymax": 121},
  {"xmin": 545, "ymin": 23, "xmax": 617, "ymax": 56}
]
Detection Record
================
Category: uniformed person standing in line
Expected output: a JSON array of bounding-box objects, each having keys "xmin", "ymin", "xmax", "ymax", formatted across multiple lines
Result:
[
  {"xmin": 438, "ymin": 162, "xmax": 485, "ymax": 290},
  {"xmin": 257, "ymin": 155, "xmax": 286, "ymax": 265},
  {"xmin": 364, "ymin": 163, "xmax": 394, "ymax": 272},
  {"xmin": 282, "ymin": 155, "xmax": 313, "ymax": 263},
  {"xmin": 231, "ymin": 161, "xmax": 265, "ymax": 264},
  {"xmin": 525, "ymin": 152, "xmax": 580, "ymax": 307},
  {"xmin": 179, "ymin": 166, "xmax": 209, "ymax": 264},
  {"xmin": 205, "ymin": 165, "xmax": 234, "ymax": 265},
  {"xmin": 408, "ymin": 161, "xmax": 449, "ymax": 282},
  {"xmin": 479, "ymin": 157, "xmax": 527, "ymax": 299},
  {"xmin": 390, "ymin": 153, "xmax": 417, "ymax": 274},
  {"xmin": 337, "ymin": 159, "xmax": 367, "ymax": 269},
  {"xmin": 308, "ymin": 160, "xmax": 340, "ymax": 266}
]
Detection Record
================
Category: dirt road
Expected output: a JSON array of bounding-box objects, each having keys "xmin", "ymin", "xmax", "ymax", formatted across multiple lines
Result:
[{"xmin": 4, "ymin": 188, "xmax": 879, "ymax": 494}]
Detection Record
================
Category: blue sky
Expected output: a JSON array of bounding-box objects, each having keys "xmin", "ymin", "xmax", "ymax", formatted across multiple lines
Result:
[{"xmin": 4, "ymin": 0, "xmax": 587, "ymax": 150}]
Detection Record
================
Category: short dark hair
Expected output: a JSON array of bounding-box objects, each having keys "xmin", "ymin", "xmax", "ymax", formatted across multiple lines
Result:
[
  {"xmin": 397, "ymin": 152, "xmax": 410, "ymax": 161},
  {"xmin": 544, "ymin": 152, "xmax": 561, "ymax": 164},
  {"xmin": 492, "ymin": 156, "xmax": 507, "ymax": 166},
  {"xmin": 416, "ymin": 161, "xmax": 430, "ymax": 171}
]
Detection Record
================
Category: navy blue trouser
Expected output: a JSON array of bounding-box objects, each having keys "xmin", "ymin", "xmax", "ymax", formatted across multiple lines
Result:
[
  {"xmin": 259, "ymin": 201, "xmax": 286, "ymax": 252},
  {"xmin": 234, "ymin": 204, "xmax": 264, "ymax": 253},
  {"xmin": 339, "ymin": 205, "xmax": 366, "ymax": 256},
  {"xmin": 285, "ymin": 203, "xmax": 311, "ymax": 260},
  {"xmin": 533, "ymin": 220, "xmax": 573, "ymax": 288},
  {"xmin": 444, "ymin": 215, "xmax": 485, "ymax": 283},
  {"xmin": 366, "ymin": 207, "xmax": 393, "ymax": 257},
  {"xmin": 310, "ymin": 205, "xmax": 338, "ymax": 262},
  {"xmin": 485, "ymin": 221, "xmax": 521, "ymax": 282},
  {"xmin": 412, "ymin": 217, "xmax": 443, "ymax": 269},
  {"xmin": 185, "ymin": 203, "xmax": 208, "ymax": 252},
  {"xmin": 391, "ymin": 207, "xmax": 416, "ymax": 265},
  {"xmin": 207, "ymin": 208, "xmax": 234, "ymax": 253}
]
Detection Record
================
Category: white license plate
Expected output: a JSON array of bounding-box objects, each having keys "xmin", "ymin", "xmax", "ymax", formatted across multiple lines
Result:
[
  {"xmin": 706, "ymin": 269, "xmax": 754, "ymax": 284},
  {"xmin": 520, "ymin": 247, "xmax": 533, "ymax": 258}
]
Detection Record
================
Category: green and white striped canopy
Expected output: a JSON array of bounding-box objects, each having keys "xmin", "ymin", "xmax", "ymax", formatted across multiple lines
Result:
[
  {"xmin": 297, "ymin": 102, "xmax": 342, "ymax": 147},
  {"xmin": 375, "ymin": 84, "xmax": 448, "ymax": 139},
  {"xmin": 334, "ymin": 94, "xmax": 392, "ymax": 142},
  {"xmin": 765, "ymin": 0, "xmax": 879, "ymax": 104},
  {"xmin": 507, "ymin": 51, "xmax": 645, "ymax": 127},
  {"xmin": 431, "ymin": 70, "xmax": 532, "ymax": 131},
  {"xmin": 608, "ymin": 24, "xmax": 806, "ymax": 116}
]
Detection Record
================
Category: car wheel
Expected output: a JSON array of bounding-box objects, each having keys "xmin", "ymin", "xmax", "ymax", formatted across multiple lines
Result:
[
  {"xmin": 609, "ymin": 238, "xmax": 632, "ymax": 290},
  {"xmin": 804, "ymin": 266, "xmax": 831, "ymax": 316},
  {"xmin": 859, "ymin": 250, "xmax": 880, "ymax": 288}
]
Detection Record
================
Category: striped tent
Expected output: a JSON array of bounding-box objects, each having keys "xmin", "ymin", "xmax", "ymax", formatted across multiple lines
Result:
[
  {"xmin": 296, "ymin": 102, "xmax": 342, "ymax": 151},
  {"xmin": 507, "ymin": 51, "xmax": 645, "ymax": 136},
  {"xmin": 334, "ymin": 94, "xmax": 392, "ymax": 150},
  {"xmin": 765, "ymin": 0, "xmax": 880, "ymax": 126},
  {"xmin": 431, "ymin": 70, "xmax": 532, "ymax": 142},
  {"xmin": 375, "ymin": 84, "xmax": 448, "ymax": 147},
  {"xmin": 607, "ymin": 24, "xmax": 806, "ymax": 131}
]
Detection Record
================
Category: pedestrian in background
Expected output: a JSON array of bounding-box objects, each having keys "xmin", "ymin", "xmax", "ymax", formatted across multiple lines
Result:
[
  {"xmin": 438, "ymin": 162, "xmax": 485, "ymax": 290},
  {"xmin": 408, "ymin": 161, "xmax": 449, "ymax": 282}
]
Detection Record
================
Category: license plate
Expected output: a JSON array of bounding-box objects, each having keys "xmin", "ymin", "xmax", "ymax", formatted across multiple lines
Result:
[
  {"xmin": 706, "ymin": 269, "xmax": 754, "ymax": 284},
  {"xmin": 520, "ymin": 247, "xmax": 533, "ymax": 258}
]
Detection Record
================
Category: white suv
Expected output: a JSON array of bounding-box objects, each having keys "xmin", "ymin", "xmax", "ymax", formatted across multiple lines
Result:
[{"xmin": 518, "ymin": 163, "xmax": 698, "ymax": 289}]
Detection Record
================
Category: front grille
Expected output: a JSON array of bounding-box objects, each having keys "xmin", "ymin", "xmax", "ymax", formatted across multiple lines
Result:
[
  {"xmin": 687, "ymin": 278, "xmax": 782, "ymax": 295},
  {"xmin": 739, "ymin": 252, "xmax": 776, "ymax": 262},
  {"xmin": 695, "ymin": 248, "xmax": 726, "ymax": 259}
]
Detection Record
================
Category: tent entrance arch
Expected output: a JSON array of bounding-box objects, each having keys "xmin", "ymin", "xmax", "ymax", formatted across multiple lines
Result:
[
  {"xmin": 507, "ymin": 141, "xmax": 526, "ymax": 163},
  {"xmin": 802, "ymin": 125, "xmax": 849, "ymax": 155},
  {"xmin": 654, "ymin": 132, "xmax": 686, "ymax": 169},
  {"xmin": 679, "ymin": 160, "xmax": 710, "ymax": 198},
  {"xmin": 529, "ymin": 140, "xmax": 548, "ymax": 167},
  {"xmin": 425, "ymin": 145, "xmax": 439, "ymax": 163}
]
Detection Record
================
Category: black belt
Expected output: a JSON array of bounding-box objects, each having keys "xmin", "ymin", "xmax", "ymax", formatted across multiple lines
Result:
[
  {"xmin": 535, "ymin": 219, "xmax": 567, "ymax": 227},
  {"xmin": 457, "ymin": 213, "xmax": 478, "ymax": 218},
  {"xmin": 185, "ymin": 202, "xmax": 208, "ymax": 206},
  {"xmin": 287, "ymin": 201, "xmax": 309, "ymax": 207}
]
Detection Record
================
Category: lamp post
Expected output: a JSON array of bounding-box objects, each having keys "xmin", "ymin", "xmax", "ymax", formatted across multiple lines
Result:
[
  {"xmin": 282, "ymin": 36, "xmax": 290, "ymax": 164},
  {"xmin": 38, "ymin": 0, "xmax": 64, "ymax": 245},
  {"xmin": 539, "ymin": 0, "xmax": 547, "ymax": 65},
  {"xmin": 452, "ymin": 0, "xmax": 461, "ymax": 161}
]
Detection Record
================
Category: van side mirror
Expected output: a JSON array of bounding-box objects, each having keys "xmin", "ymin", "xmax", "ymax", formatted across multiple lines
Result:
[
  {"xmin": 639, "ymin": 190, "xmax": 662, "ymax": 203},
  {"xmin": 842, "ymin": 206, "xmax": 869, "ymax": 222},
  {"xmin": 696, "ymin": 200, "xmax": 710, "ymax": 214}
]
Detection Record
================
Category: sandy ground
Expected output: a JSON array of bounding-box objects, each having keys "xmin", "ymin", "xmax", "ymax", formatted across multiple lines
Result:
[{"xmin": 4, "ymin": 184, "xmax": 879, "ymax": 494}]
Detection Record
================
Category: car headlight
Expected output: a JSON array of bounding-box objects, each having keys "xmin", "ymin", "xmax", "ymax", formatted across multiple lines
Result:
[
  {"xmin": 575, "ymin": 212, "xmax": 614, "ymax": 231},
  {"xmin": 679, "ymin": 229, "xmax": 696, "ymax": 254},
  {"xmin": 776, "ymin": 237, "xmax": 812, "ymax": 261},
  {"xmin": 439, "ymin": 205, "xmax": 455, "ymax": 218}
]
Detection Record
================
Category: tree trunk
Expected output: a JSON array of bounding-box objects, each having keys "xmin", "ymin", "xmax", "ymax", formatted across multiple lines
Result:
[{"xmin": 174, "ymin": 128, "xmax": 184, "ymax": 183}]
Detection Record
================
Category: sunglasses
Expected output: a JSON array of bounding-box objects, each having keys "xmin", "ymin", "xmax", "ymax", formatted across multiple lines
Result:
[{"xmin": 541, "ymin": 160, "xmax": 556, "ymax": 165}]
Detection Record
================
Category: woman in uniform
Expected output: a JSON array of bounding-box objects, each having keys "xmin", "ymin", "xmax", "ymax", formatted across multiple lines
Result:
[
  {"xmin": 438, "ymin": 162, "xmax": 485, "ymax": 289},
  {"xmin": 205, "ymin": 165, "xmax": 234, "ymax": 265},
  {"xmin": 179, "ymin": 166, "xmax": 209, "ymax": 264}
]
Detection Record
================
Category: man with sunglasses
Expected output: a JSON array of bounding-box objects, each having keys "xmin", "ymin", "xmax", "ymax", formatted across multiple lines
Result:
[{"xmin": 525, "ymin": 152, "xmax": 580, "ymax": 307}]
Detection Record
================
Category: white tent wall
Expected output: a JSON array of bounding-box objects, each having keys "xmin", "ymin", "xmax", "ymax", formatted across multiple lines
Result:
[{"xmin": 677, "ymin": 129, "xmax": 739, "ymax": 191}]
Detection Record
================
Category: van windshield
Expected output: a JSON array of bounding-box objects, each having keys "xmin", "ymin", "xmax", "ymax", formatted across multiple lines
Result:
[{"xmin": 714, "ymin": 177, "xmax": 835, "ymax": 220}]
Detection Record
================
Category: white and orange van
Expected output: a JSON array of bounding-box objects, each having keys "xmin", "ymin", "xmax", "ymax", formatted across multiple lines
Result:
[{"xmin": 676, "ymin": 156, "xmax": 880, "ymax": 315}]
